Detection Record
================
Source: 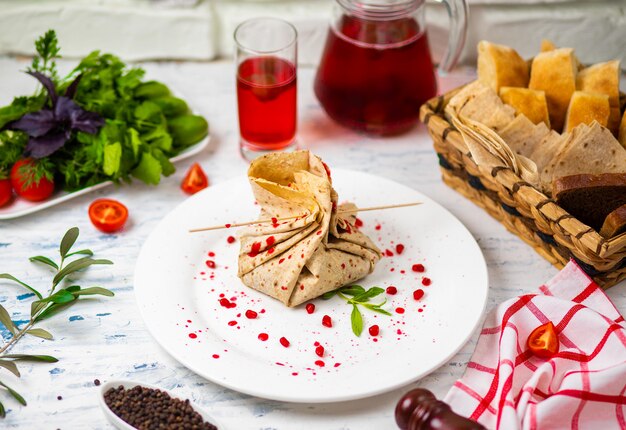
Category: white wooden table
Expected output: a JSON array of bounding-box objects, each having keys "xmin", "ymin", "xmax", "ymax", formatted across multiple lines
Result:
[{"xmin": 0, "ymin": 58, "xmax": 624, "ymax": 429}]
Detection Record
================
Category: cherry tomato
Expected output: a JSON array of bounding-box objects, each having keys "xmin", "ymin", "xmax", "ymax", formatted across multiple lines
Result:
[
  {"xmin": 0, "ymin": 179, "xmax": 13, "ymax": 207},
  {"xmin": 181, "ymin": 163, "xmax": 208, "ymax": 195},
  {"xmin": 89, "ymin": 199, "xmax": 128, "ymax": 233},
  {"xmin": 527, "ymin": 321, "xmax": 559, "ymax": 359},
  {"xmin": 10, "ymin": 159, "xmax": 54, "ymax": 202}
]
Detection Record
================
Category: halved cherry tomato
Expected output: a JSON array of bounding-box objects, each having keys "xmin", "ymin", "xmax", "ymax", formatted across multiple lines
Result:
[
  {"xmin": 181, "ymin": 163, "xmax": 208, "ymax": 195},
  {"xmin": 0, "ymin": 179, "xmax": 13, "ymax": 207},
  {"xmin": 89, "ymin": 199, "xmax": 128, "ymax": 233},
  {"xmin": 10, "ymin": 158, "xmax": 54, "ymax": 202},
  {"xmin": 527, "ymin": 321, "xmax": 559, "ymax": 359}
]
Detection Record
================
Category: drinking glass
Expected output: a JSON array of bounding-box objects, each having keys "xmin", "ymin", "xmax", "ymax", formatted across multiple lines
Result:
[{"xmin": 235, "ymin": 18, "xmax": 298, "ymax": 160}]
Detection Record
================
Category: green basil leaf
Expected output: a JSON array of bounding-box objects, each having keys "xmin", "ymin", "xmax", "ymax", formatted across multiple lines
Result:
[
  {"xmin": 321, "ymin": 290, "xmax": 337, "ymax": 300},
  {"xmin": 339, "ymin": 285, "xmax": 366, "ymax": 296},
  {"xmin": 0, "ymin": 360, "xmax": 20, "ymax": 377},
  {"xmin": 0, "ymin": 274, "xmax": 42, "ymax": 299},
  {"xmin": 52, "ymin": 257, "xmax": 113, "ymax": 287},
  {"xmin": 73, "ymin": 287, "xmax": 114, "ymax": 297},
  {"xmin": 351, "ymin": 304, "xmax": 363, "ymax": 337},
  {"xmin": 26, "ymin": 328, "xmax": 53, "ymax": 340},
  {"xmin": 0, "ymin": 381, "xmax": 26, "ymax": 405},
  {"xmin": 28, "ymin": 256, "xmax": 58, "ymax": 270},
  {"xmin": 2, "ymin": 354, "xmax": 58, "ymax": 363},
  {"xmin": 60, "ymin": 227, "xmax": 80, "ymax": 258},
  {"xmin": 65, "ymin": 285, "xmax": 81, "ymax": 293},
  {"xmin": 0, "ymin": 399, "xmax": 5, "ymax": 418},
  {"xmin": 0, "ymin": 304, "xmax": 17, "ymax": 335},
  {"xmin": 353, "ymin": 287, "xmax": 384, "ymax": 302},
  {"xmin": 65, "ymin": 249, "xmax": 93, "ymax": 258}
]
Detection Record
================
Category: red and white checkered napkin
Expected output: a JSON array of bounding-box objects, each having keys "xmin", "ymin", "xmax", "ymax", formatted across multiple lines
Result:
[{"xmin": 445, "ymin": 260, "xmax": 626, "ymax": 430}]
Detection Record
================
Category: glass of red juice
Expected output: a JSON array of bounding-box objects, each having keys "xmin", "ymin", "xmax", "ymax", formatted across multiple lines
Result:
[
  {"xmin": 235, "ymin": 18, "xmax": 298, "ymax": 160},
  {"xmin": 314, "ymin": 0, "xmax": 467, "ymax": 136}
]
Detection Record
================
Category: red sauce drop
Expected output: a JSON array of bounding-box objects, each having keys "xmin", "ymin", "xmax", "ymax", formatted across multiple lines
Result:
[
  {"xmin": 205, "ymin": 260, "xmax": 216, "ymax": 269},
  {"xmin": 228, "ymin": 320, "xmax": 237, "ymax": 326},
  {"xmin": 386, "ymin": 286, "xmax": 397, "ymax": 295},
  {"xmin": 227, "ymin": 236, "xmax": 236, "ymax": 244},
  {"xmin": 212, "ymin": 354, "xmax": 219, "ymax": 359},
  {"xmin": 422, "ymin": 277, "xmax": 432, "ymax": 286},
  {"xmin": 245, "ymin": 310, "xmax": 258, "ymax": 319},
  {"xmin": 375, "ymin": 224, "xmax": 382, "ymax": 231},
  {"xmin": 248, "ymin": 242, "xmax": 262, "ymax": 257},
  {"xmin": 334, "ymin": 363, "xmax": 341, "ymax": 368},
  {"xmin": 418, "ymin": 308, "xmax": 424, "ymax": 313},
  {"xmin": 188, "ymin": 333, "xmax": 197, "ymax": 339},
  {"xmin": 271, "ymin": 217, "xmax": 279, "ymax": 227},
  {"xmin": 258, "ymin": 333, "xmax": 269, "ymax": 341},
  {"xmin": 267, "ymin": 247, "xmax": 275, "ymax": 254},
  {"xmin": 341, "ymin": 263, "xmax": 346, "ymax": 269},
  {"xmin": 395, "ymin": 244, "xmax": 405, "ymax": 254},
  {"xmin": 395, "ymin": 307, "xmax": 405, "ymax": 314},
  {"xmin": 280, "ymin": 337, "xmax": 290, "ymax": 348},
  {"xmin": 278, "ymin": 258, "xmax": 285, "ymax": 264},
  {"xmin": 322, "ymin": 315, "xmax": 332, "ymax": 328},
  {"xmin": 316, "ymin": 230, "xmax": 322, "ymax": 235},
  {"xmin": 315, "ymin": 360, "xmax": 325, "ymax": 367},
  {"xmin": 369, "ymin": 325, "xmax": 380, "ymax": 336},
  {"xmin": 413, "ymin": 289, "xmax": 425, "ymax": 301},
  {"xmin": 397, "ymin": 329, "xmax": 403, "ymax": 335},
  {"xmin": 355, "ymin": 218, "xmax": 363, "ymax": 227},
  {"xmin": 315, "ymin": 345, "xmax": 325, "ymax": 357},
  {"xmin": 385, "ymin": 249, "xmax": 394, "ymax": 257},
  {"xmin": 322, "ymin": 161, "xmax": 332, "ymax": 179},
  {"xmin": 219, "ymin": 298, "xmax": 236, "ymax": 308},
  {"xmin": 266, "ymin": 236, "xmax": 276, "ymax": 247},
  {"xmin": 225, "ymin": 223, "xmax": 231, "ymax": 228},
  {"xmin": 306, "ymin": 303, "xmax": 315, "ymax": 314},
  {"xmin": 412, "ymin": 264, "xmax": 425, "ymax": 273},
  {"xmin": 292, "ymin": 372, "xmax": 298, "ymax": 376},
  {"xmin": 208, "ymin": 251, "xmax": 215, "ymax": 257}
]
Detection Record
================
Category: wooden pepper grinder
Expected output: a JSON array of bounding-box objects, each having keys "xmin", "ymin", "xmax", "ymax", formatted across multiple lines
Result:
[{"xmin": 395, "ymin": 388, "xmax": 487, "ymax": 430}]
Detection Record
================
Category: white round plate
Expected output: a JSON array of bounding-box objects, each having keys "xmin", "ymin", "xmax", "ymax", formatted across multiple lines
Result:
[{"xmin": 134, "ymin": 169, "xmax": 488, "ymax": 403}]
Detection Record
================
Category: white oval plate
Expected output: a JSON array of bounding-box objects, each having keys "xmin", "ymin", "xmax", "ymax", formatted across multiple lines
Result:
[
  {"xmin": 0, "ymin": 135, "xmax": 209, "ymax": 220},
  {"xmin": 134, "ymin": 169, "xmax": 488, "ymax": 403},
  {"xmin": 99, "ymin": 379, "xmax": 225, "ymax": 429}
]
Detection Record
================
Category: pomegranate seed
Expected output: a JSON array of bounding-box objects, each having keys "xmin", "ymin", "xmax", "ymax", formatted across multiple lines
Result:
[
  {"xmin": 413, "ymin": 289, "xmax": 425, "ymax": 300},
  {"xmin": 227, "ymin": 236, "xmax": 236, "ymax": 244},
  {"xmin": 258, "ymin": 333, "xmax": 268, "ymax": 341},
  {"xmin": 245, "ymin": 310, "xmax": 258, "ymax": 319},
  {"xmin": 205, "ymin": 260, "xmax": 216, "ymax": 268},
  {"xmin": 395, "ymin": 244, "xmax": 405, "ymax": 254},
  {"xmin": 386, "ymin": 286, "xmax": 397, "ymax": 295},
  {"xmin": 208, "ymin": 251, "xmax": 215, "ymax": 257},
  {"xmin": 322, "ymin": 315, "xmax": 332, "ymax": 328},
  {"xmin": 314, "ymin": 360, "xmax": 325, "ymax": 367},
  {"xmin": 315, "ymin": 345, "xmax": 325, "ymax": 357},
  {"xmin": 219, "ymin": 298, "xmax": 231, "ymax": 308},
  {"xmin": 280, "ymin": 337, "xmax": 290, "ymax": 347},
  {"xmin": 369, "ymin": 325, "xmax": 380, "ymax": 336},
  {"xmin": 355, "ymin": 218, "xmax": 363, "ymax": 227},
  {"xmin": 306, "ymin": 303, "xmax": 315, "ymax": 314},
  {"xmin": 412, "ymin": 264, "xmax": 425, "ymax": 273},
  {"xmin": 385, "ymin": 249, "xmax": 394, "ymax": 257},
  {"xmin": 422, "ymin": 277, "xmax": 431, "ymax": 286},
  {"xmin": 395, "ymin": 307, "xmax": 405, "ymax": 314},
  {"xmin": 228, "ymin": 320, "xmax": 237, "ymax": 326}
]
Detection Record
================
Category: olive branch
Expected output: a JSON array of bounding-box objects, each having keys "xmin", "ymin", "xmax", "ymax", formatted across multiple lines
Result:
[{"xmin": 0, "ymin": 227, "xmax": 114, "ymax": 417}]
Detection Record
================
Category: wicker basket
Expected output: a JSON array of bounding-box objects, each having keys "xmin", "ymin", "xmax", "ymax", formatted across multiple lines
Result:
[{"xmin": 420, "ymin": 89, "xmax": 626, "ymax": 289}]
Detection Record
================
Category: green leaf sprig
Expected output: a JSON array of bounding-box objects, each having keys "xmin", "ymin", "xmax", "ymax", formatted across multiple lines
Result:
[
  {"xmin": 0, "ymin": 227, "xmax": 114, "ymax": 417},
  {"xmin": 322, "ymin": 285, "xmax": 391, "ymax": 337}
]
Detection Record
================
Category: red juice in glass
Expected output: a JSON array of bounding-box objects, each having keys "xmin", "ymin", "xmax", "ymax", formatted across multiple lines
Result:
[
  {"xmin": 314, "ymin": 15, "xmax": 437, "ymax": 135},
  {"xmin": 237, "ymin": 56, "xmax": 297, "ymax": 150}
]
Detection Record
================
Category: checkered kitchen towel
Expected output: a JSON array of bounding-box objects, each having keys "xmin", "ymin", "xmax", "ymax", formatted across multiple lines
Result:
[{"xmin": 445, "ymin": 260, "xmax": 626, "ymax": 429}]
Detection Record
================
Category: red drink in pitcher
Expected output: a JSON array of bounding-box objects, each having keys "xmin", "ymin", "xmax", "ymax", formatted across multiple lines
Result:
[
  {"xmin": 314, "ymin": 15, "xmax": 437, "ymax": 135},
  {"xmin": 237, "ymin": 56, "xmax": 297, "ymax": 150}
]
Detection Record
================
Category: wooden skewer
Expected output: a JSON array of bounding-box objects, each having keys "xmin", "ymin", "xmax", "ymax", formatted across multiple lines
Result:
[{"xmin": 188, "ymin": 201, "xmax": 422, "ymax": 233}]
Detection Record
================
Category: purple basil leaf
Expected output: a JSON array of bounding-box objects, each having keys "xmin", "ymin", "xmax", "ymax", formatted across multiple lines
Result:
[
  {"xmin": 25, "ymin": 129, "xmax": 71, "ymax": 159},
  {"xmin": 70, "ymin": 109, "xmax": 105, "ymax": 135},
  {"xmin": 26, "ymin": 71, "xmax": 58, "ymax": 106},
  {"xmin": 9, "ymin": 109, "xmax": 55, "ymax": 137},
  {"xmin": 64, "ymin": 74, "xmax": 83, "ymax": 99},
  {"xmin": 54, "ymin": 96, "xmax": 80, "ymax": 122}
]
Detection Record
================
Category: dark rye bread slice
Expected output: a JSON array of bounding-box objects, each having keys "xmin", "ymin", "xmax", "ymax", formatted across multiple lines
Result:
[
  {"xmin": 553, "ymin": 173, "xmax": 626, "ymax": 231},
  {"xmin": 600, "ymin": 204, "xmax": 626, "ymax": 238}
]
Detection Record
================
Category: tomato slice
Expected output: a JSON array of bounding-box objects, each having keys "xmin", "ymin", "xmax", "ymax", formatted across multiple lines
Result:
[
  {"xmin": 527, "ymin": 321, "xmax": 559, "ymax": 359},
  {"xmin": 89, "ymin": 199, "xmax": 128, "ymax": 233},
  {"xmin": 181, "ymin": 163, "xmax": 208, "ymax": 195},
  {"xmin": 0, "ymin": 179, "xmax": 13, "ymax": 207},
  {"xmin": 10, "ymin": 158, "xmax": 54, "ymax": 202}
]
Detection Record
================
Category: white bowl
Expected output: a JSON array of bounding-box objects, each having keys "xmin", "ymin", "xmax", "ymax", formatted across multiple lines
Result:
[{"xmin": 98, "ymin": 379, "xmax": 225, "ymax": 430}]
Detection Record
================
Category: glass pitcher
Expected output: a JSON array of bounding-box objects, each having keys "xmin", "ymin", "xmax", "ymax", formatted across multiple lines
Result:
[{"xmin": 314, "ymin": 0, "xmax": 467, "ymax": 135}]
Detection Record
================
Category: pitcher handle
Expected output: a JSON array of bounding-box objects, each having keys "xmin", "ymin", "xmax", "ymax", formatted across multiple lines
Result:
[{"xmin": 434, "ymin": 0, "xmax": 468, "ymax": 73}]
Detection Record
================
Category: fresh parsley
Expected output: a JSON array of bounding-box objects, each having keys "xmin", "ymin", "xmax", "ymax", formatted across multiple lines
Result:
[
  {"xmin": 0, "ymin": 227, "xmax": 114, "ymax": 417},
  {"xmin": 322, "ymin": 285, "xmax": 391, "ymax": 337}
]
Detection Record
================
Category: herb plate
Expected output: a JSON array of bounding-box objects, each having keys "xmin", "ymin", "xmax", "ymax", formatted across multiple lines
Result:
[
  {"xmin": 0, "ymin": 135, "xmax": 210, "ymax": 220},
  {"xmin": 134, "ymin": 170, "xmax": 488, "ymax": 403}
]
